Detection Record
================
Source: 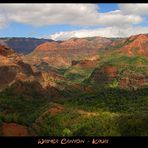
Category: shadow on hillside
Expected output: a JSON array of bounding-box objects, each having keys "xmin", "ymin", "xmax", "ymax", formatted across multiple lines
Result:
[
  {"xmin": 61, "ymin": 87, "xmax": 148, "ymax": 112},
  {"xmin": 116, "ymin": 113, "xmax": 148, "ymax": 136}
]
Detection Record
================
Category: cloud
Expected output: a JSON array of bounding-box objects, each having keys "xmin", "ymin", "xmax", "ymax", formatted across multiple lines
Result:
[
  {"xmin": 0, "ymin": 14, "xmax": 7, "ymax": 28},
  {"xmin": 0, "ymin": 4, "xmax": 100, "ymax": 26},
  {"xmin": 0, "ymin": 4, "xmax": 147, "ymax": 39},
  {"xmin": 0, "ymin": 4, "xmax": 144, "ymax": 28},
  {"xmin": 119, "ymin": 4, "xmax": 148, "ymax": 16},
  {"xmin": 47, "ymin": 26, "xmax": 148, "ymax": 40},
  {"xmin": 98, "ymin": 10, "xmax": 142, "ymax": 27}
]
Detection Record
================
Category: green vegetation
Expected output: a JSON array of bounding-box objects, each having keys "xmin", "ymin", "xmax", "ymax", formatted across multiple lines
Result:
[
  {"xmin": 105, "ymin": 38, "xmax": 134, "ymax": 51},
  {"xmin": 35, "ymin": 87, "xmax": 148, "ymax": 136},
  {"xmin": 85, "ymin": 54, "xmax": 148, "ymax": 90},
  {"xmin": 64, "ymin": 65, "xmax": 95, "ymax": 83},
  {"xmin": 1, "ymin": 78, "xmax": 147, "ymax": 136},
  {"xmin": 0, "ymin": 39, "xmax": 148, "ymax": 136},
  {"xmin": 109, "ymin": 79, "xmax": 119, "ymax": 88},
  {"xmin": 0, "ymin": 86, "xmax": 50, "ymax": 126}
]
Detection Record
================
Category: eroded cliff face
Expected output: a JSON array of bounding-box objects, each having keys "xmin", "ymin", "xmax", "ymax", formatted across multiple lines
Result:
[
  {"xmin": 0, "ymin": 44, "xmax": 64, "ymax": 99},
  {"xmin": 25, "ymin": 37, "xmax": 112, "ymax": 68},
  {"xmin": 119, "ymin": 34, "xmax": 148, "ymax": 56},
  {"xmin": 0, "ymin": 45, "xmax": 33, "ymax": 90}
]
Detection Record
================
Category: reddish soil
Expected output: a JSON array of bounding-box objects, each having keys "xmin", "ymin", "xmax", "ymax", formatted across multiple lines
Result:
[
  {"xmin": 48, "ymin": 103, "xmax": 64, "ymax": 116},
  {"xmin": 103, "ymin": 66, "xmax": 118, "ymax": 78},
  {"xmin": 78, "ymin": 60, "xmax": 98, "ymax": 68},
  {"xmin": 30, "ymin": 37, "xmax": 111, "ymax": 68},
  {"xmin": 35, "ymin": 42, "xmax": 59, "ymax": 52},
  {"xmin": 34, "ymin": 103, "xmax": 65, "ymax": 126},
  {"xmin": 83, "ymin": 86, "xmax": 94, "ymax": 93},
  {"xmin": 119, "ymin": 76, "xmax": 146, "ymax": 88},
  {"xmin": 93, "ymin": 66, "xmax": 118, "ymax": 83},
  {"xmin": 119, "ymin": 78, "xmax": 129, "ymax": 88},
  {"xmin": 121, "ymin": 34, "xmax": 148, "ymax": 56},
  {"xmin": 0, "ymin": 45, "xmax": 13, "ymax": 56},
  {"xmin": 2, "ymin": 123, "xmax": 29, "ymax": 136}
]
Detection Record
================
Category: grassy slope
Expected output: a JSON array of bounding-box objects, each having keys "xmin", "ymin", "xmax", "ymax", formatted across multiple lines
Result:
[
  {"xmin": 32, "ymin": 87, "xmax": 148, "ymax": 136},
  {"xmin": 64, "ymin": 65, "xmax": 94, "ymax": 83},
  {"xmin": 0, "ymin": 43, "xmax": 148, "ymax": 136},
  {"xmin": 86, "ymin": 51, "xmax": 148, "ymax": 90},
  {"xmin": 0, "ymin": 87, "xmax": 148, "ymax": 136},
  {"xmin": 32, "ymin": 51, "xmax": 148, "ymax": 136}
]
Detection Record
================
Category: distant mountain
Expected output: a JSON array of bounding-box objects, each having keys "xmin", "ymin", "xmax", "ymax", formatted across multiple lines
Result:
[
  {"xmin": 0, "ymin": 37, "xmax": 54, "ymax": 54},
  {"xmin": 88, "ymin": 34, "xmax": 148, "ymax": 89},
  {"xmin": 25, "ymin": 37, "xmax": 113, "ymax": 68},
  {"xmin": 0, "ymin": 34, "xmax": 148, "ymax": 136},
  {"xmin": 104, "ymin": 34, "xmax": 148, "ymax": 57},
  {"xmin": 119, "ymin": 34, "xmax": 148, "ymax": 56}
]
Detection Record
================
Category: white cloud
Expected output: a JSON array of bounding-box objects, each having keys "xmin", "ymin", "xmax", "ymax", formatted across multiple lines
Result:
[
  {"xmin": 48, "ymin": 26, "xmax": 148, "ymax": 40},
  {"xmin": 0, "ymin": 4, "xmax": 148, "ymax": 39},
  {"xmin": 0, "ymin": 14, "xmax": 7, "ymax": 28},
  {"xmin": 119, "ymin": 4, "xmax": 148, "ymax": 16},
  {"xmin": 0, "ymin": 3, "xmax": 145, "ymax": 28},
  {"xmin": 0, "ymin": 4, "xmax": 100, "ymax": 26},
  {"xmin": 98, "ymin": 10, "xmax": 142, "ymax": 27}
]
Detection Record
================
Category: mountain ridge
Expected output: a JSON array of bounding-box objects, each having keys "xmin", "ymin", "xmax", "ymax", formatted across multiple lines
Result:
[
  {"xmin": 0, "ymin": 37, "xmax": 54, "ymax": 54},
  {"xmin": 0, "ymin": 33, "xmax": 148, "ymax": 136}
]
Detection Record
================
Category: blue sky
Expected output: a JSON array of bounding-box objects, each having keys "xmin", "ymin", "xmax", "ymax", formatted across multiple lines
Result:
[
  {"xmin": 99, "ymin": 4, "xmax": 118, "ymax": 12},
  {"xmin": 0, "ymin": 4, "xmax": 148, "ymax": 40},
  {"xmin": 0, "ymin": 4, "xmax": 118, "ymax": 37}
]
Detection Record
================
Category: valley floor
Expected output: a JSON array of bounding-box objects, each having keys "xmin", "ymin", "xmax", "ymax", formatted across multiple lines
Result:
[{"xmin": 0, "ymin": 87, "xmax": 148, "ymax": 136}]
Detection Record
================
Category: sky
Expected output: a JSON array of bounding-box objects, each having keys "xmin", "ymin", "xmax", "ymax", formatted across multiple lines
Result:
[{"xmin": 0, "ymin": 3, "xmax": 148, "ymax": 40}]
